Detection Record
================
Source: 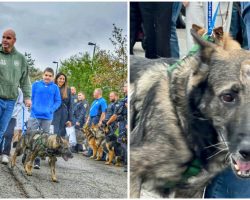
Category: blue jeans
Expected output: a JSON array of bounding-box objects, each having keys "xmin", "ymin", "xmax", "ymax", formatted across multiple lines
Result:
[
  {"xmin": 88, "ymin": 116, "xmax": 100, "ymax": 127},
  {"xmin": 0, "ymin": 118, "xmax": 16, "ymax": 155},
  {"xmin": 0, "ymin": 98, "xmax": 16, "ymax": 143},
  {"xmin": 170, "ymin": 2, "xmax": 182, "ymax": 58},
  {"xmin": 243, "ymin": 8, "xmax": 250, "ymax": 50},
  {"xmin": 205, "ymin": 167, "xmax": 250, "ymax": 198},
  {"xmin": 230, "ymin": 3, "xmax": 248, "ymax": 49}
]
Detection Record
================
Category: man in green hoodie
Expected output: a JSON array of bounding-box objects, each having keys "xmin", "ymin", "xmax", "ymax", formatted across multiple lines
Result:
[{"xmin": 0, "ymin": 29, "xmax": 31, "ymax": 148}]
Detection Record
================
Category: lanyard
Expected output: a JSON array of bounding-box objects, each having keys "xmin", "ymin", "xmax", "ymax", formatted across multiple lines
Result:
[{"xmin": 207, "ymin": 2, "xmax": 220, "ymax": 36}]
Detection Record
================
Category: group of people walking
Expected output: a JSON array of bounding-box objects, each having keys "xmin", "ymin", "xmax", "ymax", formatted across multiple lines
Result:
[{"xmin": 0, "ymin": 28, "xmax": 127, "ymax": 172}]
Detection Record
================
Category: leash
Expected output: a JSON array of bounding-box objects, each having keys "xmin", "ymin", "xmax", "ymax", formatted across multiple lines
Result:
[{"xmin": 22, "ymin": 105, "xmax": 28, "ymax": 136}]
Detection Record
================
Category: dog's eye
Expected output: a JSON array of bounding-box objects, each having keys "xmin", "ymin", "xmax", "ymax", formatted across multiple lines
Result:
[{"xmin": 221, "ymin": 94, "xmax": 235, "ymax": 103}]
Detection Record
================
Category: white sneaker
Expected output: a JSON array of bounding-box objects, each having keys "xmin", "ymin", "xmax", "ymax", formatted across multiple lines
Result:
[{"xmin": 2, "ymin": 154, "xmax": 9, "ymax": 164}]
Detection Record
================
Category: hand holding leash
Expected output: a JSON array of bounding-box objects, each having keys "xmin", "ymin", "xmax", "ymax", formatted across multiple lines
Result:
[
  {"xmin": 25, "ymin": 99, "xmax": 32, "ymax": 107},
  {"xmin": 65, "ymin": 121, "xmax": 72, "ymax": 127}
]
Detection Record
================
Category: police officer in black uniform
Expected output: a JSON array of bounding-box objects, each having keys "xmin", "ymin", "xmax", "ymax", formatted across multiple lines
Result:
[
  {"xmin": 72, "ymin": 91, "xmax": 89, "ymax": 153},
  {"xmin": 107, "ymin": 83, "xmax": 128, "ymax": 172},
  {"xmin": 103, "ymin": 91, "xmax": 119, "ymax": 134}
]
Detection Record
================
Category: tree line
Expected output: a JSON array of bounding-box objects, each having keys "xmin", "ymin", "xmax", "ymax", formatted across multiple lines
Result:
[{"xmin": 26, "ymin": 24, "xmax": 127, "ymax": 102}]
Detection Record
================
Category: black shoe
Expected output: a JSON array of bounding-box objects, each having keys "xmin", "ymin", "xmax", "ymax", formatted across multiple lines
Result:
[
  {"xmin": 34, "ymin": 158, "xmax": 40, "ymax": 169},
  {"xmin": 77, "ymin": 144, "xmax": 83, "ymax": 153},
  {"xmin": 34, "ymin": 164, "xmax": 40, "ymax": 169},
  {"xmin": 70, "ymin": 146, "xmax": 78, "ymax": 153},
  {"xmin": 124, "ymin": 165, "xmax": 127, "ymax": 172}
]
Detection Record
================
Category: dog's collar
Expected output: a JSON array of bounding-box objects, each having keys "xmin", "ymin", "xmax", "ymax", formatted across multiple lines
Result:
[
  {"xmin": 164, "ymin": 159, "xmax": 202, "ymax": 189},
  {"xmin": 167, "ymin": 34, "xmax": 214, "ymax": 76}
]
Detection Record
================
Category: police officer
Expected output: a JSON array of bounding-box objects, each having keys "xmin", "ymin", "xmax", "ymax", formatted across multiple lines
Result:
[
  {"xmin": 72, "ymin": 91, "xmax": 89, "ymax": 153},
  {"xmin": 103, "ymin": 91, "xmax": 119, "ymax": 134},
  {"xmin": 86, "ymin": 88, "xmax": 107, "ymax": 127},
  {"xmin": 107, "ymin": 83, "xmax": 128, "ymax": 172},
  {"xmin": 84, "ymin": 88, "xmax": 107, "ymax": 157},
  {"xmin": 70, "ymin": 86, "xmax": 78, "ymax": 108}
]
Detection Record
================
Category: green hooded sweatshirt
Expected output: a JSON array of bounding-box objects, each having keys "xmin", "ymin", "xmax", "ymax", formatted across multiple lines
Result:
[{"xmin": 0, "ymin": 44, "xmax": 31, "ymax": 100}]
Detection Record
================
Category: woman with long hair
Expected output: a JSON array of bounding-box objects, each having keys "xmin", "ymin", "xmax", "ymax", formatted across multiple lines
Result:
[{"xmin": 52, "ymin": 72, "xmax": 72, "ymax": 137}]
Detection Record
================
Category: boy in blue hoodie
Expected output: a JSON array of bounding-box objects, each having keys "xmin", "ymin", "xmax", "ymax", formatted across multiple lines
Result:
[{"xmin": 27, "ymin": 67, "xmax": 61, "ymax": 169}]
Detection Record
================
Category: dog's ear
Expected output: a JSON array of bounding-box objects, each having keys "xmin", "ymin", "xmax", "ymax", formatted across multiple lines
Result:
[
  {"xmin": 56, "ymin": 135, "xmax": 63, "ymax": 145},
  {"xmin": 192, "ymin": 24, "xmax": 205, "ymax": 36},
  {"xmin": 213, "ymin": 26, "xmax": 223, "ymax": 40},
  {"xmin": 190, "ymin": 28, "xmax": 217, "ymax": 64}
]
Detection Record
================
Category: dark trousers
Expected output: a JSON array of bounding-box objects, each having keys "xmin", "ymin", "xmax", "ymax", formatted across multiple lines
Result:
[
  {"xmin": 139, "ymin": 2, "xmax": 173, "ymax": 59},
  {"xmin": 130, "ymin": 2, "xmax": 142, "ymax": 54},
  {"xmin": 0, "ymin": 118, "xmax": 16, "ymax": 156},
  {"xmin": 52, "ymin": 105, "xmax": 69, "ymax": 137}
]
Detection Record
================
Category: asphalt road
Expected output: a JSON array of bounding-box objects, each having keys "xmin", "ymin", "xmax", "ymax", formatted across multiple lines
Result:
[{"xmin": 0, "ymin": 153, "xmax": 127, "ymax": 198}]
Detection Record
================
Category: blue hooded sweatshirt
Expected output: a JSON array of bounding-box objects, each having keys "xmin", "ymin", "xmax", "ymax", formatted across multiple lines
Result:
[{"xmin": 31, "ymin": 80, "xmax": 61, "ymax": 120}]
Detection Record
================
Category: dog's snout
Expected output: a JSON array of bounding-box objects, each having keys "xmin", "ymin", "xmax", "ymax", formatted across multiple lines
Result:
[{"xmin": 239, "ymin": 149, "xmax": 250, "ymax": 161}]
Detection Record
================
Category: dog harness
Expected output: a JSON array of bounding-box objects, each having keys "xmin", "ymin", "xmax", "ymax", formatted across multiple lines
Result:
[{"xmin": 33, "ymin": 134, "xmax": 61, "ymax": 157}]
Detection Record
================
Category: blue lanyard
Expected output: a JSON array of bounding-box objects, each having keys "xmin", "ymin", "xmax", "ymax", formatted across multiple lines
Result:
[
  {"xmin": 22, "ymin": 106, "xmax": 27, "ymax": 135},
  {"xmin": 207, "ymin": 2, "xmax": 213, "ymax": 35},
  {"xmin": 207, "ymin": 2, "xmax": 220, "ymax": 36}
]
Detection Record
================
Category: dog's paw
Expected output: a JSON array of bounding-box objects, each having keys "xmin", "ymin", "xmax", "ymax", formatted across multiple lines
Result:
[
  {"xmin": 90, "ymin": 156, "xmax": 95, "ymax": 159},
  {"xmin": 105, "ymin": 162, "xmax": 111, "ymax": 165},
  {"xmin": 26, "ymin": 171, "xmax": 32, "ymax": 176},
  {"xmin": 52, "ymin": 178, "xmax": 59, "ymax": 183},
  {"xmin": 95, "ymin": 157, "xmax": 101, "ymax": 161}
]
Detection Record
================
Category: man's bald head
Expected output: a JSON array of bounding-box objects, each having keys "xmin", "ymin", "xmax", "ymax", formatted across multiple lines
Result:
[
  {"xmin": 2, "ymin": 29, "xmax": 16, "ymax": 53},
  {"xmin": 3, "ymin": 29, "xmax": 16, "ymax": 38}
]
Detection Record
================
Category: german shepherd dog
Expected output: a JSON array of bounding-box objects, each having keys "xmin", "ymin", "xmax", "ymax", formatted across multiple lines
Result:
[
  {"xmin": 11, "ymin": 130, "xmax": 73, "ymax": 182},
  {"xmin": 130, "ymin": 29, "xmax": 250, "ymax": 198},
  {"xmin": 100, "ymin": 125, "xmax": 123, "ymax": 166},
  {"xmin": 82, "ymin": 125, "xmax": 105, "ymax": 160}
]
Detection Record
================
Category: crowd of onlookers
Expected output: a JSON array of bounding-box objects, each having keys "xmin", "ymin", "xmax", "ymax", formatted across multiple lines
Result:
[{"xmin": 130, "ymin": 2, "xmax": 250, "ymax": 59}]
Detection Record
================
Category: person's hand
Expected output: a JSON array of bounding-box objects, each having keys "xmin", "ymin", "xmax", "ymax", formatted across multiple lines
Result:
[
  {"xmin": 66, "ymin": 121, "xmax": 72, "ymax": 127},
  {"xmin": 76, "ymin": 122, "xmax": 80, "ymax": 126},
  {"xmin": 183, "ymin": 1, "xmax": 189, "ymax": 7},
  {"xmin": 25, "ymin": 99, "xmax": 32, "ymax": 107}
]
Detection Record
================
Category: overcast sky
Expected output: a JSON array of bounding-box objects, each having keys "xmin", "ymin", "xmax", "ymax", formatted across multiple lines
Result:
[{"xmin": 0, "ymin": 2, "xmax": 127, "ymax": 71}]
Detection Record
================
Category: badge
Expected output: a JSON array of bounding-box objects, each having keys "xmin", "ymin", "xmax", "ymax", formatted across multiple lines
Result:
[
  {"xmin": 0, "ymin": 59, "xmax": 6, "ymax": 65},
  {"xmin": 14, "ymin": 60, "xmax": 20, "ymax": 67}
]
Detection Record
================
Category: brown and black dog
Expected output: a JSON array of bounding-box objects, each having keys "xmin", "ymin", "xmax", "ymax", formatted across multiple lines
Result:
[
  {"xmin": 11, "ymin": 130, "xmax": 73, "ymax": 182},
  {"xmin": 82, "ymin": 125, "xmax": 105, "ymax": 161},
  {"xmin": 100, "ymin": 125, "xmax": 122, "ymax": 166}
]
